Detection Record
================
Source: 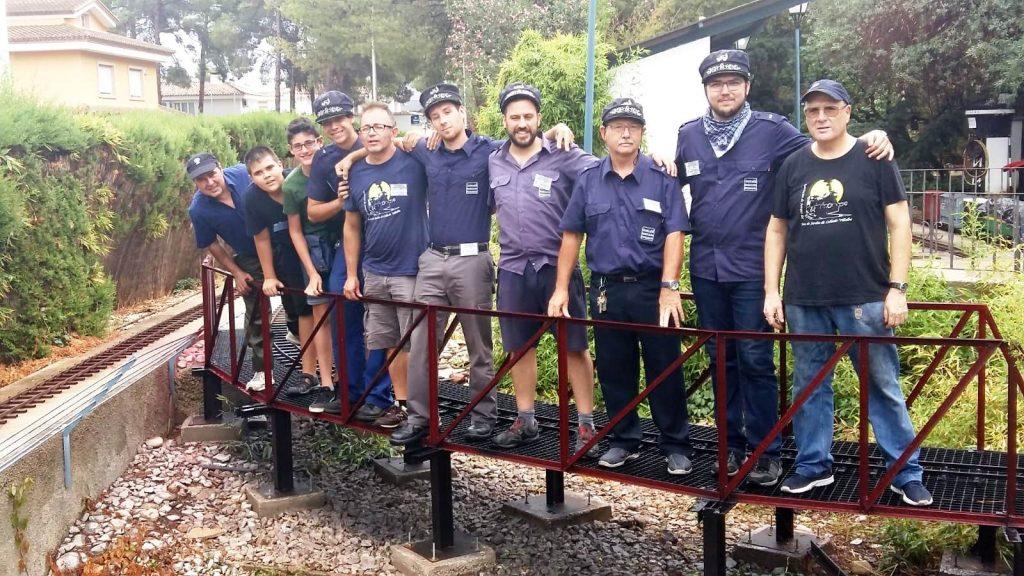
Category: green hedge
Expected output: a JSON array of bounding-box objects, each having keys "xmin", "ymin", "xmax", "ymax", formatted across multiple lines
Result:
[{"xmin": 0, "ymin": 85, "xmax": 296, "ymax": 363}]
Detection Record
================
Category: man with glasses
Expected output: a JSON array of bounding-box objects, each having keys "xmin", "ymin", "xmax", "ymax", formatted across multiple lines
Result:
[
  {"xmin": 549, "ymin": 98, "xmax": 693, "ymax": 473},
  {"xmin": 305, "ymin": 91, "xmax": 393, "ymax": 418},
  {"xmin": 675, "ymin": 50, "xmax": 893, "ymax": 487},
  {"xmin": 342, "ymin": 103, "xmax": 429, "ymax": 428},
  {"xmin": 763, "ymin": 79, "xmax": 930, "ymax": 506}
]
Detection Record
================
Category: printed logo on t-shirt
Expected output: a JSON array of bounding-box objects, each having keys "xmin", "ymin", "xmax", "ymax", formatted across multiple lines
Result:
[
  {"xmin": 799, "ymin": 179, "xmax": 852, "ymax": 226},
  {"xmin": 364, "ymin": 181, "xmax": 402, "ymax": 221}
]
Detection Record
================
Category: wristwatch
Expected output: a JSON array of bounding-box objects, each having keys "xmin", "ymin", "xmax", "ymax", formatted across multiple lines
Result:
[
  {"xmin": 661, "ymin": 280, "xmax": 680, "ymax": 290},
  {"xmin": 888, "ymin": 281, "xmax": 908, "ymax": 293}
]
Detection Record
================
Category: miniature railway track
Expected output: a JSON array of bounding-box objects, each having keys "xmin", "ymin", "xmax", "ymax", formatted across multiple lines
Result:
[
  {"xmin": 913, "ymin": 231, "xmax": 970, "ymax": 258},
  {"xmin": 0, "ymin": 304, "xmax": 203, "ymax": 426}
]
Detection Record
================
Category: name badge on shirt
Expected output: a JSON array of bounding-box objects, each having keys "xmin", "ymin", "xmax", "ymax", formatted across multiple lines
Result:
[
  {"xmin": 684, "ymin": 161, "xmax": 701, "ymax": 177},
  {"xmin": 743, "ymin": 177, "xmax": 758, "ymax": 192},
  {"xmin": 465, "ymin": 181, "xmax": 479, "ymax": 195},
  {"xmin": 459, "ymin": 243, "xmax": 479, "ymax": 256},
  {"xmin": 533, "ymin": 173, "xmax": 553, "ymax": 197},
  {"xmin": 640, "ymin": 226, "xmax": 657, "ymax": 243},
  {"xmin": 390, "ymin": 183, "xmax": 408, "ymax": 197},
  {"xmin": 642, "ymin": 198, "xmax": 662, "ymax": 214}
]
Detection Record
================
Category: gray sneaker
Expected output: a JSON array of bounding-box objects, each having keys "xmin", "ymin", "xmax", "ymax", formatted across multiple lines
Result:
[
  {"xmin": 667, "ymin": 453, "xmax": 693, "ymax": 475},
  {"xmin": 598, "ymin": 447, "xmax": 639, "ymax": 468},
  {"xmin": 711, "ymin": 450, "xmax": 743, "ymax": 476},
  {"xmin": 492, "ymin": 418, "xmax": 539, "ymax": 448},
  {"xmin": 747, "ymin": 458, "xmax": 782, "ymax": 487}
]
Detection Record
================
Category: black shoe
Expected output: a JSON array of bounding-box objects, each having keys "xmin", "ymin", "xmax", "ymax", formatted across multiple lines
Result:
[
  {"xmin": 711, "ymin": 450, "xmax": 743, "ymax": 476},
  {"xmin": 308, "ymin": 387, "xmax": 336, "ymax": 414},
  {"xmin": 462, "ymin": 421, "xmax": 494, "ymax": 443},
  {"xmin": 747, "ymin": 458, "xmax": 782, "ymax": 487},
  {"xmin": 284, "ymin": 373, "xmax": 319, "ymax": 397},
  {"xmin": 491, "ymin": 418, "xmax": 540, "ymax": 448},
  {"xmin": 355, "ymin": 403, "xmax": 386, "ymax": 422},
  {"xmin": 390, "ymin": 423, "xmax": 428, "ymax": 446},
  {"xmin": 779, "ymin": 469, "xmax": 834, "ymax": 494}
]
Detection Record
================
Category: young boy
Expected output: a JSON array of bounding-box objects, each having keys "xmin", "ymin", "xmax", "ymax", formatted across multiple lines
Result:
[
  {"xmin": 280, "ymin": 119, "xmax": 337, "ymax": 405},
  {"xmin": 241, "ymin": 146, "xmax": 315, "ymax": 390}
]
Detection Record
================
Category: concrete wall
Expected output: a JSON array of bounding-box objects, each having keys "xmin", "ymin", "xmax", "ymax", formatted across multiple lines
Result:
[
  {"xmin": 10, "ymin": 50, "xmax": 161, "ymax": 109},
  {"xmin": 0, "ymin": 368, "xmax": 175, "ymax": 576},
  {"xmin": 610, "ymin": 36, "xmax": 711, "ymax": 158}
]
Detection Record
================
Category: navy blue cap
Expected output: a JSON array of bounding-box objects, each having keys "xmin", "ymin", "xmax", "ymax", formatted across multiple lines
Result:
[
  {"xmin": 312, "ymin": 90, "xmax": 355, "ymax": 124},
  {"xmin": 801, "ymin": 79, "xmax": 852, "ymax": 104},
  {"xmin": 699, "ymin": 49, "xmax": 751, "ymax": 82},
  {"xmin": 185, "ymin": 152, "xmax": 219, "ymax": 179},
  {"xmin": 498, "ymin": 82, "xmax": 541, "ymax": 113},
  {"xmin": 420, "ymin": 83, "xmax": 462, "ymax": 115},
  {"xmin": 601, "ymin": 97, "xmax": 645, "ymax": 125}
]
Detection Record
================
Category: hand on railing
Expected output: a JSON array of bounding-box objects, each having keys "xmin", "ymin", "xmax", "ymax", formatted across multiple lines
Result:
[
  {"xmin": 343, "ymin": 276, "xmax": 362, "ymax": 300},
  {"xmin": 304, "ymin": 272, "xmax": 324, "ymax": 297},
  {"xmin": 233, "ymin": 269, "xmax": 255, "ymax": 296},
  {"xmin": 263, "ymin": 277, "xmax": 284, "ymax": 297}
]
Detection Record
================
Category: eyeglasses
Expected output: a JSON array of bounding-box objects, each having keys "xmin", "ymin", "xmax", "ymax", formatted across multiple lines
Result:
[
  {"xmin": 358, "ymin": 123, "xmax": 395, "ymax": 134},
  {"xmin": 706, "ymin": 79, "xmax": 746, "ymax": 93},
  {"xmin": 604, "ymin": 123, "xmax": 642, "ymax": 134},
  {"xmin": 803, "ymin": 104, "xmax": 849, "ymax": 119},
  {"xmin": 289, "ymin": 138, "xmax": 321, "ymax": 152}
]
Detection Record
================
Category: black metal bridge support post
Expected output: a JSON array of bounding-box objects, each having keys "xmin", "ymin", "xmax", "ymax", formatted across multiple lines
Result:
[
  {"xmin": 775, "ymin": 507, "xmax": 794, "ymax": 543},
  {"xmin": 1006, "ymin": 528, "xmax": 1023, "ymax": 576},
  {"xmin": 973, "ymin": 525, "xmax": 998, "ymax": 566},
  {"xmin": 431, "ymin": 450, "xmax": 455, "ymax": 549},
  {"xmin": 270, "ymin": 408, "xmax": 295, "ymax": 494},
  {"xmin": 702, "ymin": 506, "xmax": 727, "ymax": 576},
  {"xmin": 545, "ymin": 470, "xmax": 565, "ymax": 509},
  {"xmin": 201, "ymin": 368, "xmax": 223, "ymax": 422}
]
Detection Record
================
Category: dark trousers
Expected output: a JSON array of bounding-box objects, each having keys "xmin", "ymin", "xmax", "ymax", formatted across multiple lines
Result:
[
  {"xmin": 591, "ymin": 277, "xmax": 690, "ymax": 455},
  {"xmin": 691, "ymin": 276, "xmax": 781, "ymax": 459},
  {"xmin": 234, "ymin": 254, "xmax": 265, "ymax": 372}
]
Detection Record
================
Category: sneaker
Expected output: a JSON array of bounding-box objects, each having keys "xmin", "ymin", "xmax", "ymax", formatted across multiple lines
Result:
[
  {"xmin": 390, "ymin": 423, "xmax": 427, "ymax": 446},
  {"xmin": 779, "ymin": 470, "xmax": 834, "ymax": 494},
  {"xmin": 286, "ymin": 331, "xmax": 301, "ymax": 346},
  {"xmin": 667, "ymin": 453, "xmax": 693, "ymax": 475},
  {"xmin": 492, "ymin": 418, "xmax": 539, "ymax": 448},
  {"xmin": 245, "ymin": 371, "xmax": 267, "ymax": 392},
  {"xmin": 598, "ymin": 447, "xmax": 640, "ymax": 468},
  {"xmin": 891, "ymin": 481, "xmax": 933, "ymax": 506},
  {"xmin": 747, "ymin": 458, "xmax": 782, "ymax": 487},
  {"xmin": 308, "ymin": 387, "xmax": 337, "ymax": 414},
  {"xmin": 574, "ymin": 425, "xmax": 601, "ymax": 459},
  {"xmin": 711, "ymin": 450, "xmax": 743, "ymax": 476},
  {"xmin": 463, "ymin": 421, "xmax": 494, "ymax": 443},
  {"xmin": 374, "ymin": 405, "xmax": 407, "ymax": 429},
  {"xmin": 284, "ymin": 373, "xmax": 319, "ymax": 397},
  {"xmin": 354, "ymin": 403, "xmax": 386, "ymax": 423}
]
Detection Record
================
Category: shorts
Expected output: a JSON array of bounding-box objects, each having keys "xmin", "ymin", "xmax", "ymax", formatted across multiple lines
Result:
[
  {"xmin": 301, "ymin": 235, "xmax": 338, "ymax": 307},
  {"xmin": 362, "ymin": 271, "xmax": 417, "ymax": 351},
  {"xmin": 496, "ymin": 264, "xmax": 588, "ymax": 353}
]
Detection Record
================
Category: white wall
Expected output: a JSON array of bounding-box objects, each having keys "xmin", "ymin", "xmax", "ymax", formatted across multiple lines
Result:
[{"xmin": 611, "ymin": 36, "xmax": 710, "ymax": 158}]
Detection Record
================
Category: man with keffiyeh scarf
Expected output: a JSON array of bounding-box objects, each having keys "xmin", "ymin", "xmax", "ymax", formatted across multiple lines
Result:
[{"xmin": 674, "ymin": 49, "xmax": 894, "ymax": 488}]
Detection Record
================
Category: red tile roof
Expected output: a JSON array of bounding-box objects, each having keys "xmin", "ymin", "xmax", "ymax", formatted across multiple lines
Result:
[{"xmin": 8, "ymin": 24, "xmax": 174, "ymax": 55}]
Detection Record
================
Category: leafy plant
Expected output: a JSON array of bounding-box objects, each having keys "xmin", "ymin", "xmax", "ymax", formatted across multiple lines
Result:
[{"xmin": 9, "ymin": 477, "xmax": 34, "ymax": 574}]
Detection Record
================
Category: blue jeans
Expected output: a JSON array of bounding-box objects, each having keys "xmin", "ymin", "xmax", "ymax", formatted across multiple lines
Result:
[
  {"xmin": 691, "ymin": 277, "xmax": 781, "ymax": 459},
  {"xmin": 327, "ymin": 249, "xmax": 393, "ymax": 410},
  {"xmin": 786, "ymin": 301, "xmax": 923, "ymax": 487}
]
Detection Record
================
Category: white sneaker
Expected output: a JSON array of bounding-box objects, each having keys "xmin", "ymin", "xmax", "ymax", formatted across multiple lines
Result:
[
  {"xmin": 286, "ymin": 331, "xmax": 301, "ymax": 346},
  {"xmin": 245, "ymin": 371, "xmax": 267, "ymax": 392}
]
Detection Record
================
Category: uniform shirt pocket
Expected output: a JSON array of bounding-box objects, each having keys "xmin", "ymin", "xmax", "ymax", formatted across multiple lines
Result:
[
  {"xmin": 740, "ymin": 160, "xmax": 772, "ymax": 193},
  {"xmin": 634, "ymin": 196, "xmax": 665, "ymax": 245}
]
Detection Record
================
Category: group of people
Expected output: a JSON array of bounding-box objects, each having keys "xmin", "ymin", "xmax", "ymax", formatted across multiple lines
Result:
[{"xmin": 187, "ymin": 48, "xmax": 932, "ymax": 507}]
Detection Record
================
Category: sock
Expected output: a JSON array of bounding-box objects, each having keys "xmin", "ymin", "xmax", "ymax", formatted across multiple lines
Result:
[
  {"xmin": 578, "ymin": 413, "xmax": 594, "ymax": 429},
  {"xmin": 398, "ymin": 400, "xmax": 407, "ymax": 410},
  {"xmin": 518, "ymin": 409, "xmax": 535, "ymax": 426}
]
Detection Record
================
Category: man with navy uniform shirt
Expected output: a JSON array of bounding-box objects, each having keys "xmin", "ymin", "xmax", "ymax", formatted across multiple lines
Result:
[
  {"xmin": 186, "ymin": 152, "xmax": 266, "ymax": 390},
  {"xmin": 304, "ymin": 90, "xmax": 392, "ymax": 415},
  {"xmin": 550, "ymin": 98, "xmax": 693, "ymax": 473},
  {"xmin": 675, "ymin": 49, "xmax": 893, "ymax": 486}
]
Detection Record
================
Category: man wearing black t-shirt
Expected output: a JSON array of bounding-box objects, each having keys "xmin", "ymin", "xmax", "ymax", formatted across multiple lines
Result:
[{"xmin": 763, "ymin": 80, "xmax": 931, "ymax": 506}]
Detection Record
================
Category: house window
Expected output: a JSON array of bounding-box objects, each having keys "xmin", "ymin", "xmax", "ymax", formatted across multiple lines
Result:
[
  {"xmin": 97, "ymin": 64, "xmax": 114, "ymax": 96},
  {"xmin": 81, "ymin": 13, "xmax": 91, "ymax": 28},
  {"xmin": 128, "ymin": 68, "xmax": 144, "ymax": 99}
]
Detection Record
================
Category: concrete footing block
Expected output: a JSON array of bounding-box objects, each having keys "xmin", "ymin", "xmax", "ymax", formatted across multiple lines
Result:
[
  {"xmin": 390, "ymin": 532, "xmax": 496, "ymax": 576},
  {"xmin": 731, "ymin": 526, "xmax": 829, "ymax": 571},
  {"xmin": 939, "ymin": 549, "xmax": 1011, "ymax": 576},
  {"xmin": 373, "ymin": 456, "xmax": 431, "ymax": 485},
  {"xmin": 243, "ymin": 483, "xmax": 326, "ymax": 518},
  {"xmin": 502, "ymin": 492, "xmax": 612, "ymax": 527},
  {"xmin": 179, "ymin": 414, "xmax": 242, "ymax": 443}
]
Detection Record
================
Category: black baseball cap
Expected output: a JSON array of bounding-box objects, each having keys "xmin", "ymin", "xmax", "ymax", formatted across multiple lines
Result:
[
  {"xmin": 601, "ymin": 97, "xmax": 645, "ymax": 126},
  {"xmin": 420, "ymin": 83, "xmax": 462, "ymax": 116},
  {"xmin": 498, "ymin": 82, "xmax": 541, "ymax": 113},
  {"xmin": 699, "ymin": 49, "xmax": 751, "ymax": 83},
  {"xmin": 185, "ymin": 152, "xmax": 219, "ymax": 180},
  {"xmin": 801, "ymin": 79, "xmax": 852, "ymax": 104},
  {"xmin": 312, "ymin": 90, "xmax": 355, "ymax": 124}
]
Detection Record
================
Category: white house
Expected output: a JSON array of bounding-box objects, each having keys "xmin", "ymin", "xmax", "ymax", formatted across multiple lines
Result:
[{"xmin": 161, "ymin": 79, "xmax": 312, "ymax": 116}]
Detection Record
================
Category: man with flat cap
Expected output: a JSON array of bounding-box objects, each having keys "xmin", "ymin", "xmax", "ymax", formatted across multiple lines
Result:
[
  {"xmin": 675, "ymin": 49, "xmax": 893, "ymax": 486},
  {"xmin": 764, "ymin": 79, "xmax": 930, "ymax": 505},
  {"xmin": 185, "ymin": 152, "xmax": 266, "ymax": 390},
  {"xmin": 304, "ymin": 90, "xmax": 393, "ymax": 416},
  {"xmin": 550, "ymin": 98, "xmax": 693, "ymax": 473}
]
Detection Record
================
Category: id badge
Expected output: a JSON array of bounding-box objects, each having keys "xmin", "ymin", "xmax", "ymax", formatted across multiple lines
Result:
[
  {"xmin": 684, "ymin": 160, "xmax": 701, "ymax": 177},
  {"xmin": 390, "ymin": 183, "xmax": 408, "ymax": 196},
  {"xmin": 533, "ymin": 173, "xmax": 552, "ymax": 198},
  {"xmin": 459, "ymin": 243, "xmax": 479, "ymax": 256}
]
